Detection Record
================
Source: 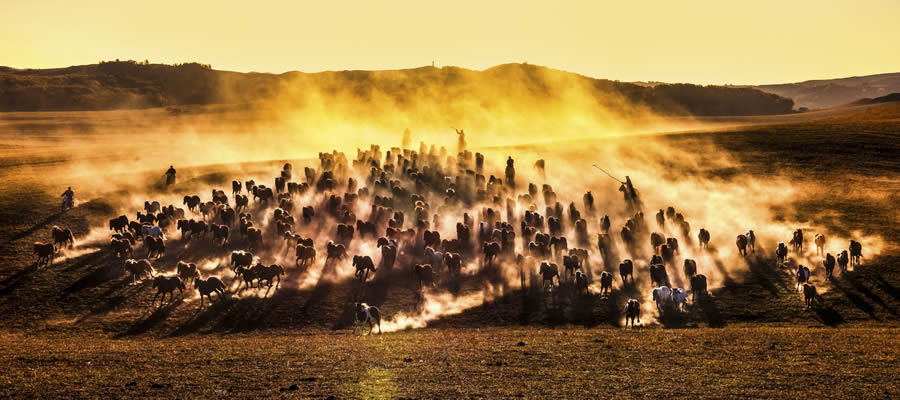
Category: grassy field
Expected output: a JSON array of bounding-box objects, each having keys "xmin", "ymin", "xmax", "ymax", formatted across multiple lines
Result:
[
  {"xmin": 1, "ymin": 103, "xmax": 899, "ymax": 398},
  {"xmin": 1, "ymin": 327, "xmax": 897, "ymax": 399}
]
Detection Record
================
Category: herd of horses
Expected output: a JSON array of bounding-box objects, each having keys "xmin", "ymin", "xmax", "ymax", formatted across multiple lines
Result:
[{"xmin": 30, "ymin": 142, "xmax": 867, "ymax": 332}]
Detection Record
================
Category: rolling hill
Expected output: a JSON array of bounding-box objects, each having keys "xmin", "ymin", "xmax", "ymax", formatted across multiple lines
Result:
[
  {"xmin": 0, "ymin": 61, "xmax": 793, "ymax": 116},
  {"xmin": 751, "ymin": 72, "xmax": 900, "ymax": 110}
]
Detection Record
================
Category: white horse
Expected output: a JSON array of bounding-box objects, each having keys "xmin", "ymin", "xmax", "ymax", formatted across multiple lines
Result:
[
  {"xmin": 652, "ymin": 286, "xmax": 672, "ymax": 313},
  {"xmin": 352, "ymin": 303, "xmax": 382, "ymax": 335},
  {"xmin": 671, "ymin": 288, "xmax": 688, "ymax": 312},
  {"xmin": 141, "ymin": 224, "xmax": 164, "ymax": 239},
  {"xmin": 424, "ymin": 247, "xmax": 443, "ymax": 271}
]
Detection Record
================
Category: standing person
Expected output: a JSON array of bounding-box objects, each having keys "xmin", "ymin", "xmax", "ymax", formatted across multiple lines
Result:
[
  {"xmin": 61, "ymin": 186, "xmax": 74, "ymax": 212},
  {"xmin": 455, "ymin": 128, "xmax": 467, "ymax": 154},
  {"xmin": 165, "ymin": 165, "xmax": 176, "ymax": 185}
]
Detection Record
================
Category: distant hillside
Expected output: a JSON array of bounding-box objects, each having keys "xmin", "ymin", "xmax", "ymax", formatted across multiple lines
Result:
[
  {"xmin": 847, "ymin": 92, "xmax": 900, "ymax": 106},
  {"xmin": 751, "ymin": 72, "xmax": 900, "ymax": 110},
  {"xmin": 0, "ymin": 61, "xmax": 793, "ymax": 116}
]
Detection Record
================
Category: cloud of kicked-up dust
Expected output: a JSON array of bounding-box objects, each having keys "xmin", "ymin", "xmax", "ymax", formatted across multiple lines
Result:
[{"xmin": 13, "ymin": 65, "xmax": 886, "ymax": 330}]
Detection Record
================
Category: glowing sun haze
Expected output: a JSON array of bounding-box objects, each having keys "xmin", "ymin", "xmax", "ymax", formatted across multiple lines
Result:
[{"xmin": 2, "ymin": 0, "xmax": 898, "ymax": 85}]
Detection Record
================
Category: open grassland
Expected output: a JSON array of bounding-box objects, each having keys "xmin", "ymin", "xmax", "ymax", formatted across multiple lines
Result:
[
  {"xmin": 1, "ymin": 327, "xmax": 897, "ymax": 399},
  {"xmin": 0, "ymin": 103, "xmax": 899, "ymax": 397}
]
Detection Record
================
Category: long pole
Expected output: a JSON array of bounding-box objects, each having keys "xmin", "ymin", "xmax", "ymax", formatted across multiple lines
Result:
[{"xmin": 592, "ymin": 164, "xmax": 624, "ymax": 184}]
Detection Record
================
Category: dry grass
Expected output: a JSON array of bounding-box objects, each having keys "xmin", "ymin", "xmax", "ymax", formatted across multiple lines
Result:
[{"xmin": 0, "ymin": 327, "xmax": 896, "ymax": 399}]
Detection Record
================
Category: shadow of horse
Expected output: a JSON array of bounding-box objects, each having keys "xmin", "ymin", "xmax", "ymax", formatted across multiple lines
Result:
[
  {"xmin": 2, "ymin": 211, "xmax": 62, "ymax": 246},
  {"xmin": 116, "ymin": 299, "xmax": 183, "ymax": 337}
]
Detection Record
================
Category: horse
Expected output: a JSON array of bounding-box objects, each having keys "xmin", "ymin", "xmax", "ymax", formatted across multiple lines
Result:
[
  {"xmin": 698, "ymin": 228, "xmax": 710, "ymax": 249},
  {"xmin": 745, "ymin": 230, "xmax": 756, "ymax": 252},
  {"xmin": 652, "ymin": 286, "xmax": 672, "ymax": 313},
  {"xmin": 849, "ymin": 240, "xmax": 863, "ymax": 266},
  {"xmin": 210, "ymin": 224, "xmax": 229, "ymax": 246},
  {"xmin": 326, "ymin": 241, "xmax": 347, "ymax": 262},
  {"xmin": 144, "ymin": 200, "xmax": 161, "ymax": 214},
  {"xmin": 151, "ymin": 276, "xmax": 184, "ymax": 307},
  {"xmin": 141, "ymin": 224, "xmax": 163, "ymax": 239},
  {"xmin": 563, "ymin": 255, "xmax": 579, "ymax": 281},
  {"xmin": 683, "ymin": 259, "xmax": 697, "ymax": 279},
  {"xmin": 414, "ymin": 264, "xmax": 434, "ymax": 288},
  {"xmin": 775, "ymin": 242, "xmax": 788, "ymax": 266},
  {"xmin": 671, "ymin": 288, "xmax": 688, "ymax": 312},
  {"xmin": 574, "ymin": 271, "xmax": 589, "ymax": 297},
  {"xmin": 539, "ymin": 261, "xmax": 560, "ymax": 290},
  {"xmin": 599, "ymin": 271, "xmax": 613, "ymax": 296},
  {"xmin": 802, "ymin": 283, "xmax": 817, "ymax": 310},
  {"xmin": 619, "ymin": 259, "xmax": 634, "ymax": 283},
  {"xmin": 690, "ymin": 274, "xmax": 707, "ymax": 302},
  {"xmin": 666, "ymin": 237, "xmax": 679, "ymax": 255},
  {"xmin": 230, "ymin": 250, "xmax": 254, "ymax": 272},
  {"xmin": 295, "ymin": 245, "xmax": 316, "ymax": 267},
  {"xmin": 234, "ymin": 266, "xmax": 258, "ymax": 292},
  {"xmin": 246, "ymin": 227, "xmax": 263, "ymax": 251},
  {"xmin": 109, "ymin": 215, "xmax": 129, "ymax": 233},
  {"xmin": 33, "ymin": 242, "xmax": 55, "ymax": 267},
  {"xmin": 735, "ymin": 234, "xmax": 749, "ymax": 257},
  {"xmin": 380, "ymin": 243, "xmax": 397, "ymax": 270},
  {"xmin": 443, "ymin": 252, "xmax": 462, "ymax": 277},
  {"xmin": 353, "ymin": 255, "xmax": 376, "ymax": 284},
  {"xmin": 111, "ymin": 238, "xmax": 132, "ymax": 258},
  {"xmin": 823, "ymin": 253, "xmax": 836, "ymax": 280},
  {"xmin": 796, "ymin": 265, "xmax": 811, "ymax": 291},
  {"xmin": 145, "ymin": 236, "xmax": 165, "ymax": 259},
  {"xmin": 51, "ymin": 226, "xmax": 75, "ymax": 249},
  {"xmin": 650, "ymin": 232, "xmax": 665, "ymax": 252},
  {"xmin": 624, "ymin": 299, "xmax": 641, "ymax": 329},
  {"xmin": 252, "ymin": 264, "xmax": 284, "ymax": 293},
  {"xmin": 649, "ymin": 264, "xmax": 669, "ymax": 287},
  {"xmin": 176, "ymin": 261, "xmax": 200, "ymax": 287},
  {"xmin": 424, "ymin": 247, "xmax": 443, "ymax": 271},
  {"xmin": 814, "ymin": 234, "xmax": 826, "ymax": 256},
  {"xmin": 837, "ymin": 250, "xmax": 849, "ymax": 274},
  {"xmin": 790, "ymin": 229, "xmax": 803, "ymax": 253},
  {"xmin": 124, "ymin": 259, "xmax": 154, "ymax": 285},
  {"xmin": 352, "ymin": 303, "xmax": 382, "ymax": 335},
  {"xmin": 482, "ymin": 242, "xmax": 501, "ymax": 267},
  {"xmin": 196, "ymin": 277, "xmax": 227, "ymax": 307}
]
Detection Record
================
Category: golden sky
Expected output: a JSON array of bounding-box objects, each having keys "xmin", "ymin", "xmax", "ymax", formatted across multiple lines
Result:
[{"xmin": 2, "ymin": 0, "xmax": 898, "ymax": 84}]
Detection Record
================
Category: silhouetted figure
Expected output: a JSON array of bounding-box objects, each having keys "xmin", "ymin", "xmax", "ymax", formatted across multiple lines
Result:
[
  {"xmin": 505, "ymin": 156, "xmax": 516, "ymax": 188},
  {"xmin": 534, "ymin": 159, "xmax": 546, "ymax": 180},
  {"xmin": 619, "ymin": 176, "xmax": 642, "ymax": 213},
  {"xmin": 165, "ymin": 165, "xmax": 177, "ymax": 185},
  {"xmin": 455, "ymin": 128, "xmax": 467, "ymax": 154},
  {"xmin": 61, "ymin": 187, "xmax": 74, "ymax": 212}
]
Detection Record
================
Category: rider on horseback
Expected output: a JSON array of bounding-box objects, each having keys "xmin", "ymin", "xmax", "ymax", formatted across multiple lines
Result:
[
  {"xmin": 165, "ymin": 165, "xmax": 176, "ymax": 185},
  {"xmin": 61, "ymin": 187, "xmax": 74, "ymax": 211}
]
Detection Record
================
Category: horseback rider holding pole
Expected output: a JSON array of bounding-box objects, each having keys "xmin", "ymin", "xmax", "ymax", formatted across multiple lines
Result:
[{"xmin": 592, "ymin": 164, "xmax": 643, "ymax": 213}]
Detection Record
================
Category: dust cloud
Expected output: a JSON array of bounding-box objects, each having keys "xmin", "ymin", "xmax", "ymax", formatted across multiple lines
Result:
[{"xmin": 8, "ymin": 69, "xmax": 885, "ymax": 330}]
